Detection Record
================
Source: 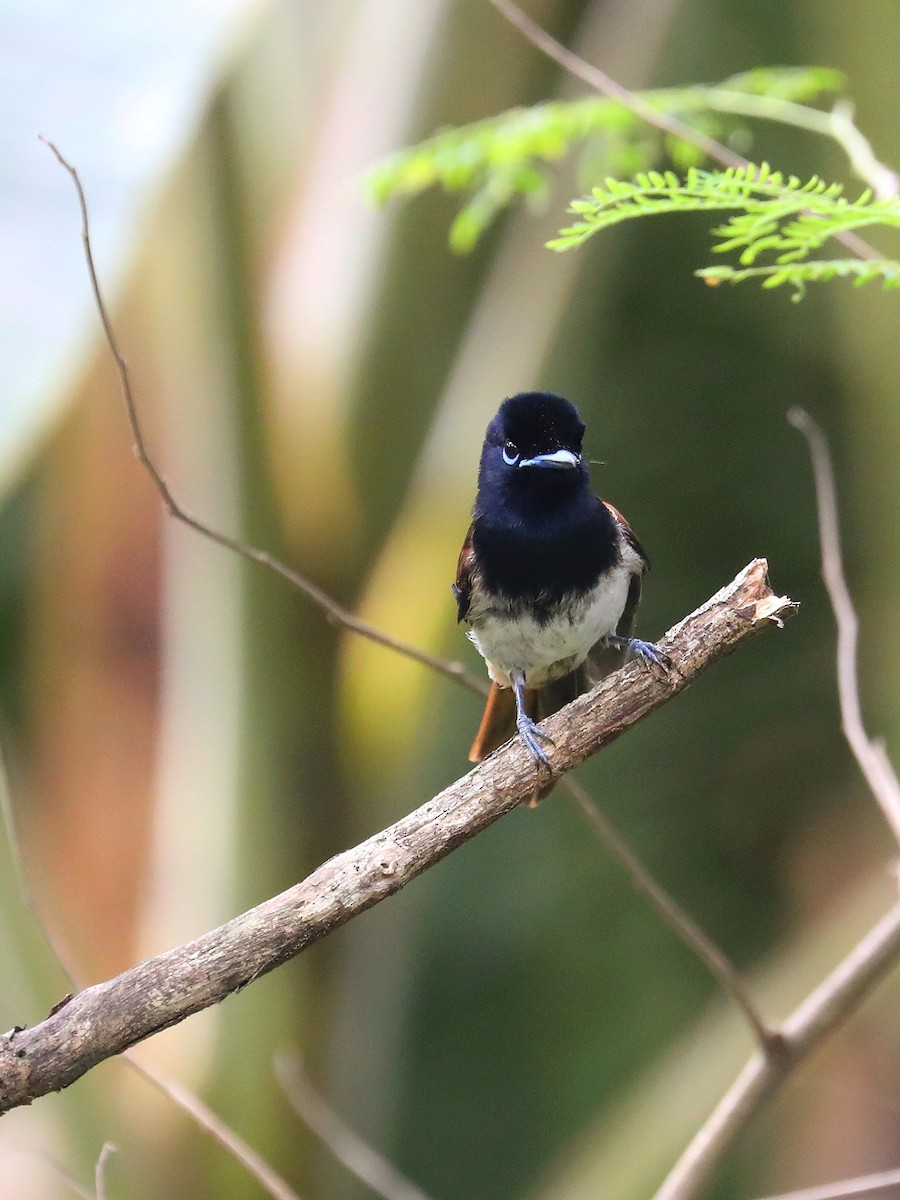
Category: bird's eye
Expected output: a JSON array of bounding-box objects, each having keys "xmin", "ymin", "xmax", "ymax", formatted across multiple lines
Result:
[{"xmin": 502, "ymin": 441, "xmax": 519, "ymax": 466}]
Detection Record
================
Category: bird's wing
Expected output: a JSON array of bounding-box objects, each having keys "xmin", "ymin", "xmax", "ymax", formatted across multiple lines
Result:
[
  {"xmin": 452, "ymin": 523, "xmax": 477, "ymax": 622},
  {"xmin": 585, "ymin": 501, "xmax": 649, "ymax": 672},
  {"xmin": 602, "ymin": 500, "xmax": 650, "ymax": 571}
]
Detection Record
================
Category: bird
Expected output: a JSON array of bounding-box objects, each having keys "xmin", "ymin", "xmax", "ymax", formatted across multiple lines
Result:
[{"xmin": 453, "ymin": 391, "xmax": 666, "ymax": 780}]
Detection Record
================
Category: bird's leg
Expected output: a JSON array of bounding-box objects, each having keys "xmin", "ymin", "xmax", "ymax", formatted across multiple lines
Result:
[
  {"xmin": 600, "ymin": 634, "xmax": 672, "ymax": 671},
  {"xmin": 510, "ymin": 670, "xmax": 554, "ymax": 766}
]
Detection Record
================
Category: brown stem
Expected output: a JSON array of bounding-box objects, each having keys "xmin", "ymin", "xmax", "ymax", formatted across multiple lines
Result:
[
  {"xmin": 39, "ymin": 136, "xmax": 486, "ymax": 700},
  {"xmin": 788, "ymin": 408, "xmax": 900, "ymax": 848},
  {"xmin": 653, "ymin": 900, "xmax": 900, "ymax": 1200},
  {"xmin": 275, "ymin": 1054, "xmax": 433, "ymax": 1200},
  {"xmin": 124, "ymin": 1055, "xmax": 303, "ymax": 1200},
  {"xmin": 563, "ymin": 777, "xmax": 777, "ymax": 1052}
]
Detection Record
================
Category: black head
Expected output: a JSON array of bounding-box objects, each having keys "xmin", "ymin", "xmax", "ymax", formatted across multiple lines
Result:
[{"xmin": 478, "ymin": 392, "xmax": 589, "ymax": 500}]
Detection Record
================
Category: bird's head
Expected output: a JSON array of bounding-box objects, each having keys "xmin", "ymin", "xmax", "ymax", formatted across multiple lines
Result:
[{"xmin": 479, "ymin": 392, "xmax": 588, "ymax": 502}]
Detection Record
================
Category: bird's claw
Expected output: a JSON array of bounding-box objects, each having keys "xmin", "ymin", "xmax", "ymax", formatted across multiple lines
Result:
[
  {"xmin": 516, "ymin": 714, "xmax": 554, "ymax": 767},
  {"xmin": 601, "ymin": 635, "xmax": 673, "ymax": 673},
  {"xmin": 628, "ymin": 638, "xmax": 673, "ymax": 673}
]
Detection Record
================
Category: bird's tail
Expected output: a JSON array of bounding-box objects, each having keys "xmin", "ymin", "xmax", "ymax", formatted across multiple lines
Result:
[{"xmin": 468, "ymin": 662, "xmax": 595, "ymax": 764}]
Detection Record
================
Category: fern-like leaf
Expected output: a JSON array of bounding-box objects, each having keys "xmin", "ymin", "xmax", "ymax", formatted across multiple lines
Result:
[
  {"xmin": 697, "ymin": 259, "xmax": 900, "ymax": 299},
  {"xmin": 551, "ymin": 163, "xmax": 900, "ymax": 272}
]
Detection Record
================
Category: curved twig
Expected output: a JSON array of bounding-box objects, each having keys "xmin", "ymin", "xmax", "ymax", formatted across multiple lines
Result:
[
  {"xmin": 788, "ymin": 408, "xmax": 900, "ymax": 849},
  {"xmin": 39, "ymin": 137, "xmax": 486, "ymax": 700},
  {"xmin": 562, "ymin": 776, "xmax": 777, "ymax": 1052},
  {"xmin": 653, "ymin": 900, "xmax": 900, "ymax": 1200}
]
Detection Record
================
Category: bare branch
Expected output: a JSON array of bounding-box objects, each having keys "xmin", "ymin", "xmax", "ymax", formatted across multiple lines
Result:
[
  {"xmin": 275, "ymin": 1054, "xmax": 434, "ymax": 1200},
  {"xmin": 125, "ymin": 1055, "xmax": 303, "ymax": 1200},
  {"xmin": 0, "ymin": 559, "xmax": 792, "ymax": 1115},
  {"xmin": 653, "ymin": 900, "xmax": 900, "ymax": 1200},
  {"xmin": 40, "ymin": 137, "xmax": 486, "ymax": 700},
  {"xmin": 4, "ymin": 1147, "xmax": 95, "ymax": 1200},
  {"xmin": 830, "ymin": 102, "xmax": 900, "ymax": 200},
  {"xmin": 484, "ymin": 0, "xmax": 745, "ymax": 168},
  {"xmin": 788, "ymin": 408, "xmax": 900, "ymax": 849},
  {"xmin": 562, "ymin": 777, "xmax": 777, "ymax": 1052},
  {"xmin": 754, "ymin": 1164, "xmax": 900, "ymax": 1200},
  {"xmin": 699, "ymin": 90, "xmax": 900, "ymax": 200},
  {"xmin": 0, "ymin": 742, "xmax": 82, "ymax": 990}
]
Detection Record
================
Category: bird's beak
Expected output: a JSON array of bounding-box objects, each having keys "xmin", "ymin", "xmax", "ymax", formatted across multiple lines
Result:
[{"xmin": 518, "ymin": 449, "xmax": 580, "ymax": 470}]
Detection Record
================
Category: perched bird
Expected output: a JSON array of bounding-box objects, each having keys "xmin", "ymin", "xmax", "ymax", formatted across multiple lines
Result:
[{"xmin": 453, "ymin": 391, "xmax": 665, "ymax": 774}]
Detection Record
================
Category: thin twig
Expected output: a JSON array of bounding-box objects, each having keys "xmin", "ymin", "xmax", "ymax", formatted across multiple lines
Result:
[
  {"xmin": 484, "ymin": 0, "xmax": 884, "ymax": 262},
  {"xmin": 653, "ymin": 900, "xmax": 900, "ymax": 1200},
  {"xmin": 275, "ymin": 1054, "xmax": 434, "ymax": 1200},
  {"xmin": 125, "ymin": 1055, "xmax": 303, "ymax": 1200},
  {"xmin": 1, "ymin": 748, "xmax": 303, "ymax": 1200},
  {"xmin": 702, "ymin": 90, "xmax": 900, "ymax": 200},
  {"xmin": 1, "ymin": 758, "xmax": 302, "ymax": 1200},
  {"xmin": 484, "ymin": 0, "xmax": 745, "ymax": 169},
  {"xmin": 788, "ymin": 408, "xmax": 900, "ymax": 849},
  {"xmin": 561, "ymin": 777, "xmax": 777, "ymax": 1052},
  {"xmin": 3, "ymin": 1147, "xmax": 95, "ymax": 1200},
  {"xmin": 39, "ymin": 137, "xmax": 486, "ymax": 700},
  {"xmin": 754, "ymin": 1164, "xmax": 900, "ymax": 1200},
  {"xmin": 0, "ymin": 741, "xmax": 82, "ymax": 990},
  {"xmin": 94, "ymin": 1142, "xmax": 116, "ymax": 1200},
  {"xmin": 830, "ymin": 102, "xmax": 900, "ymax": 200}
]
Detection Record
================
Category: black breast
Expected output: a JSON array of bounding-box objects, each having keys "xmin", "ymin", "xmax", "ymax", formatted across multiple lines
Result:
[{"xmin": 472, "ymin": 493, "xmax": 620, "ymax": 605}]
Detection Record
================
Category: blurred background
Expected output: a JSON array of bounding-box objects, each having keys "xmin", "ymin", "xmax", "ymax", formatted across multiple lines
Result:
[{"xmin": 2, "ymin": 1, "xmax": 900, "ymax": 1197}]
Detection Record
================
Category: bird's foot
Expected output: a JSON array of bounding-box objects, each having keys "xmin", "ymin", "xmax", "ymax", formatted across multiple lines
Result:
[
  {"xmin": 516, "ymin": 713, "xmax": 555, "ymax": 766},
  {"xmin": 602, "ymin": 635, "xmax": 673, "ymax": 673}
]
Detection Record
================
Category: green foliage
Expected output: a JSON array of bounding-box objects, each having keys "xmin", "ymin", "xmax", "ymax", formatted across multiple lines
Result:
[
  {"xmin": 550, "ymin": 164, "xmax": 900, "ymax": 296},
  {"xmin": 368, "ymin": 67, "xmax": 844, "ymax": 252},
  {"xmin": 698, "ymin": 258, "xmax": 900, "ymax": 298}
]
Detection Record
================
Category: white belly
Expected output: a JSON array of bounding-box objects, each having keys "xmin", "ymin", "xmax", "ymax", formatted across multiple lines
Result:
[{"xmin": 467, "ymin": 564, "xmax": 632, "ymax": 688}]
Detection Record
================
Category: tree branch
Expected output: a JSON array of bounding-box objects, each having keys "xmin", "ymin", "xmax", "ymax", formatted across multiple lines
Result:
[
  {"xmin": 0, "ymin": 558, "xmax": 792, "ymax": 1115},
  {"xmin": 124, "ymin": 1055, "xmax": 302, "ymax": 1200},
  {"xmin": 788, "ymin": 408, "xmax": 900, "ymax": 849},
  {"xmin": 484, "ymin": 0, "xmax": 745, "ymax": 168},
  {"xmin": 563, "ymin": 777, "xmax": 777, "ymax": 1052},
  {"xmin": 275, "ymin": 1054, "xmax": 433, "ymax": 1200},
  {"xmin": 39, "ymin": 137, "xmax": 486, "ymax": 700},
  {"xmin": 754, "ymin": 1164, "xmax": 900, "ymax": 1200},
  {"xmin": 652, "ymin": 899, "xmax": 900, "ymax": 1200}
]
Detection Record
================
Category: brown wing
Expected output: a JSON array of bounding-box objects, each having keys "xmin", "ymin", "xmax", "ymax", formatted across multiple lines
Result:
[
  {"xmin": 452, "ymin": 523, "xmax": 477, "ymax": 622},
  {"xmin": 602, "ymin": 501, "xmax": 648, "ymax": 638},
  {"xmin": 585, "ymin": 500, "xmax": 649, "ymax": 675},
  {"xmin": 602, "ymin": 500, "xmax": 650, "ymax": 571}
]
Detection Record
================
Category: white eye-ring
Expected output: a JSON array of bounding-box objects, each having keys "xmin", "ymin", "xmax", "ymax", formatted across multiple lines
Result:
[{"xmin": 502, "ymin": 441, "xmax": 519, "ymax": 466}]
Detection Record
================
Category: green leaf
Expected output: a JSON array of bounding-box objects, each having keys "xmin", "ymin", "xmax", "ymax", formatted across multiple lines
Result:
[{"xmin": 696, "ymin": 258, "xmax": 900, "ymax": 298}]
